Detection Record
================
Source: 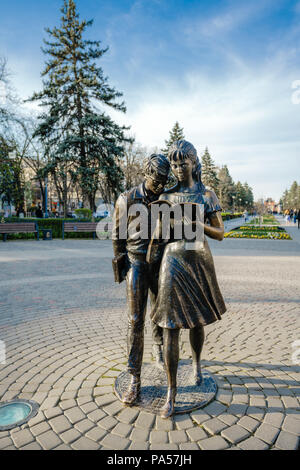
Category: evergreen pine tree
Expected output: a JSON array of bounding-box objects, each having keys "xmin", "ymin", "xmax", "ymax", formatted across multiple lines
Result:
[
  {"xmin": 289, "ymin": 181, "xmax": 299, "ymax": 208},
  {"xmin": 243, "ymin": 182, "xmax": 254, "ymax": 209},
  {"xmin": 162, "ymin": 121, "xmax": 185, "ymax": 155},
  {"xmin": 234, "ymin": 181, "xmax": 247, "ymax": 211},
  {"xmin": 28, "ymin": 0, "xmax": 130, "ymax": 212},
  {"xmin": 217, "ymin": 165, "xmax": 234, "ymax": 211},
  {"xmin": 201, "ymin": 147, "xmax": 219, "ymax": 192}
]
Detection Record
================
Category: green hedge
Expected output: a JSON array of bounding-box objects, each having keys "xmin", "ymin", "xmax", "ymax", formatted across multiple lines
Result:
[{"xmin": 221, "ymin": 212, "xmax": 243, "ymax": 220}]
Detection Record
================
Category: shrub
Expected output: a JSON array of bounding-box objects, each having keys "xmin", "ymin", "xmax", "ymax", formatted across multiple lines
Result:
[{"xmin": 74, "ymin": 208, "xmax": 92, "ymax": 219}]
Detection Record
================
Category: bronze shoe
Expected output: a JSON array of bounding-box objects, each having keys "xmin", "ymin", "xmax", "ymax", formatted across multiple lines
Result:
[
  {"xmin": 121, "ymin": 376, "xmax": 141, "ymax": 405},
  {"xmin": 160, "ymin": 387, "xmax": 176, "ymax": 419},
  {"xmin": 194, "ymin": 372, "xmax": 203, "ymax": 386}
]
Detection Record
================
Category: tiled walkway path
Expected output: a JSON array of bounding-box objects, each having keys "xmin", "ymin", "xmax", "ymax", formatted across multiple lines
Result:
[{"xmin": 0, "ymin": 228, "xmax": 299, "ymax": 450}]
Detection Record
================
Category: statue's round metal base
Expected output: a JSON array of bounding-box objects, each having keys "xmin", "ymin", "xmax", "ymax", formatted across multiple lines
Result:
[{"xmin": 114, "ymin": 360, "xmax": 217, "ymax": 415}]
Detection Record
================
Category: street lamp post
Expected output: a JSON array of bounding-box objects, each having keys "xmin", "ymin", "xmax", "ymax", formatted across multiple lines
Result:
[
  {"xmin": 6, "ymin": 150, "xmax": 16, "ymax": 217},
  {"xmin": 44, "ymin": 176, "xmax": 48, "ymax": 218}
]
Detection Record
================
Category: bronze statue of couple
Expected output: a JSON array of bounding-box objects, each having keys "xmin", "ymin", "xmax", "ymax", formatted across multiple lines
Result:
[{"xmin": 112, "ymin": 140, "xmax": 226, "ymax": 419}]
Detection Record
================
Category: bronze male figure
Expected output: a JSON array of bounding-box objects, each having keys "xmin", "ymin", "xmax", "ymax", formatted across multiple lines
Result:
[{"xmin": 112, "ymin": 154, "xmax": 170, "ymax": 404}]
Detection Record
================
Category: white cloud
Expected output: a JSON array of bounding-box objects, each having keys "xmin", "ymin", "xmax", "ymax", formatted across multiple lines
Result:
[{"xmin": 108, "ymin": 52, "xmax": 300, "ymax": 201}]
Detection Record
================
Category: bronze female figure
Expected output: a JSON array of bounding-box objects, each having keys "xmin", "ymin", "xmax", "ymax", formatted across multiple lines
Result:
[{"xmin": 149, "ymin": 140, "xmax": 226, "ymax": 418}]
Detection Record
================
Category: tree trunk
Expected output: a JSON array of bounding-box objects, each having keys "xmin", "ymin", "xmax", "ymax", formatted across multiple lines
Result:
[
  {"xmin": 88, "ymin": 193, "xmax": 96, "ymax": 213},
  {"xmin": 63, "ymin": 173, "xmax": 68, "ymax": 218}
]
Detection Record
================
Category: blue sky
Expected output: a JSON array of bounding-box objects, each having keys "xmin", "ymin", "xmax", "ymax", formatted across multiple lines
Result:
[{"xmin": 1, "ymin": 0, "xmax": 300, "ymax": 201}]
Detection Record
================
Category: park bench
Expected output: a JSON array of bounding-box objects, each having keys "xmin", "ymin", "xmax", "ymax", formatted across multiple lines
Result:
[
  {"xmin": 62, "ymin": 221, "xmax": 98, "ymax": 240},
  {"xmin": 0, "ymin": 222, "xmax": 39, "ymax": 242}
]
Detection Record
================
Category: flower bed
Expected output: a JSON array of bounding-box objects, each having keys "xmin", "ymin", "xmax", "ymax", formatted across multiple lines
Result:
[{"xmin": 224, "ymin": 225, "xmax": 292, "ymax": 240}]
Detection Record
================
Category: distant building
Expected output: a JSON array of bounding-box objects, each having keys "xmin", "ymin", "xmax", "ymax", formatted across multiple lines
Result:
[{"xmin": 263, "ymin": 198, "xmax": 281, "ymax": 213}]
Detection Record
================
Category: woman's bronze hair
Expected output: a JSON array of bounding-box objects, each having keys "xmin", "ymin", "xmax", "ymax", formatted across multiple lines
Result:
[{"xmin": 168, "ymin": 140, "xmax": 205, "ymax": 190}]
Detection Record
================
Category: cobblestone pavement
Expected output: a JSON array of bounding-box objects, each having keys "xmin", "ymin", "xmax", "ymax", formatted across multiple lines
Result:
[{"xmin": 0, "ymin": 222, "xmax": 299, "ymax": 450}]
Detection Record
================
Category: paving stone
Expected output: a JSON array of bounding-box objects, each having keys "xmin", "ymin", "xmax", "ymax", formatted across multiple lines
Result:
[
  {"xmin": 174, "ymin": 414, "xmax": 194, "ymax": 430},
  {"xmin": 103, "ymin": 401, "xmax": 124, "ymax": 416},
  {"xmin": 79, "ymin": 401, "xmax": 98, "ymax": 414},
  {"xmin": 150, "ymin": 430, "xmax": 168, "ymax": 444},
  {"xmin": 100, "ymin": 434, "xmax": 130, "ymax": 450},
  {"xmin": 186, "ymin": 426, "xmax": 207, "ymax": 441},
  {"xmin": 179, "ymin": 442, "xmax": 199, "ymax": 450},
  {"xmin": 60, "ymin": 428, "xmax": 82, "ymax": 444},
  {"xmin": 135, "ymin": 411, "xmax": 156, "ymax": 430},
  {"xmin": 203, "ymin": 401, "xmax": 227, "ymax": 417},
  {"xmin": 282, "ymin": 396, "xmax": 299, "ymax": 409},
  {"xmin": 71, "ymin": 436, "xmax": 100, "ymax": 450},
  {"xmin": 117, "ymin": 407, "xmax": 139, "ymax": 424},
  {"xmin": 30, "ymin": 421, "xmax": 51, "ymax": 437},
  {"xmin": 0, "ymin": 437, "xmax": 14, "ymax": 450},
  {"xmin": 130, "ymin": 428, "xmax": 150, "ymax": 442},
  {"xmin": 40, "ymin": 397, "xmax": 60, "ymax": 410},
  {"xmin": 255, "ymin": 423, "xmax": 280, "ymax": 445},
  {"xmin": 129, "ymin": 441, "xmax": 149, "ymax": 450},
  {"xmin": 282, "ymin": 415, "xmax": 300, "ymax": 435},
  {"xmin": 87, "ymin": 409, "xmax": 106, "ymax": 422},
  {"xmin": 266, "ymin": 398, "xmax": 284, "ymax": 409},
  {"xmin": 85, "ymin": 427, "xmax": 107, "ymax": 442},
  {"xmin": 221, "ymin": 425, "xmax": 250, "ymax": 444},
  {"xmin": 111, "ymin": 422, "xmax": 132, "ymax": 438},
  {"xmin": 168, "ymin": 429, "xmax": 188, "ymax": 444},
  {"xmin": 203, "ymin": 417, "xmax": 227, "ymax": 435},
  {"xmin": 63, "ymin": 406, "xmax": 86, "ymax": 424},
  {"xmin": 98, "ymin": 415, "xmax": 118, "ymax": 430},
  {"xmin": 263, "ymin": 412, "xmax": 284, "ymax": 428},
  {"xmin": 59, "ymin": 399, "xmax": 77, "ymax": 411},
  {"xmin": 226, "ymin": 404, "xmax": 248, "ymax": 417},
  {"xmin": 93, "ymin": 386, "xmax": 113, "ymax": 396},
  {"xmin": 246, "ymin": 406, "xmax": 265, "ymax": 421},
  {"xmin": 44, "ymin": 407, "xmax": 63, "ymax": 419},
  {"xmin": 190, "ymin": 409, "xmax": 211, "ymax": 424},
  {"xmin": 218, "ymin": 413, "xmax": 239, "ymax": 426},
  {"xmin": 238, "ymin": 416, "xmax": 260, "ymax": 432},
  {"xmin": 249, "ymin": 397, "xmax": 266, "ymax": 407},
  {"xmin": 36, "ymin": 430, "xmax": 62, "ymax": 450},
  {"xmin": 150, "ymin": 443, "xmax": 179, "ymax": 450},
  {"xmin": 94, "ymin": 394, "xmax": 117, "ymax": 407},
  {"xmin": 55, "ymin": 444, "xmax": 72, "ymax": 450},
  {"xmin": 49, "ymin": 415, "xmax": 72, "ymax": 433},
  {"xmin": 27, "ymin": 411, "xmax": 47, "ymax": 426},
  {"xmin": 20, "ymin": 441, "xmax": 43, "ymax": 450},
  {"xmin": 216, "ymin": 389, "xmax": 233, "ymax": 406},
  {"xmin": 74, "ymin": 418, "xmax": 95, "ymax": 433},
  {"xmin": 155, "ymin": 415, "xmax": 174, "ymax": 431},
  {"xmin": 275, "ymin": 430, "xmax": 300, "ymax": 450},
  {"xmin": 198, "ymin": 436, "xmax": 229, "ymax": 450},
  {"xmin": 11, "ymin": 429, "xmax": 34, "ymax": 448},
  {"xmin": 238, "ymin": 437, "xmax": 269, "ymax": 450}
]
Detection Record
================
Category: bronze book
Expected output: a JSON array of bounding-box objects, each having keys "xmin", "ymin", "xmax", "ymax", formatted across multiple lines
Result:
[{"xmin": 112, "ymin": 253, "xmax": 128, "ymax": 283}]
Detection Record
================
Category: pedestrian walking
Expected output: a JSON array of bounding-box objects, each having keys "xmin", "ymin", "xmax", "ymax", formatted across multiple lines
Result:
[
  {"xmin": 297, "ymin": 209, "xmax": 300, "ymax": 229},
  {"xmin": 36, "ymin": 204, "xmax": 43, "ymax": 218},
  {"xmin": 285, "ymin": 210, "xmax": 290, "ymax": 225},
  {"xmin": 293, "ymin": 209, "xmax": 297, "ymax": 224}
]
